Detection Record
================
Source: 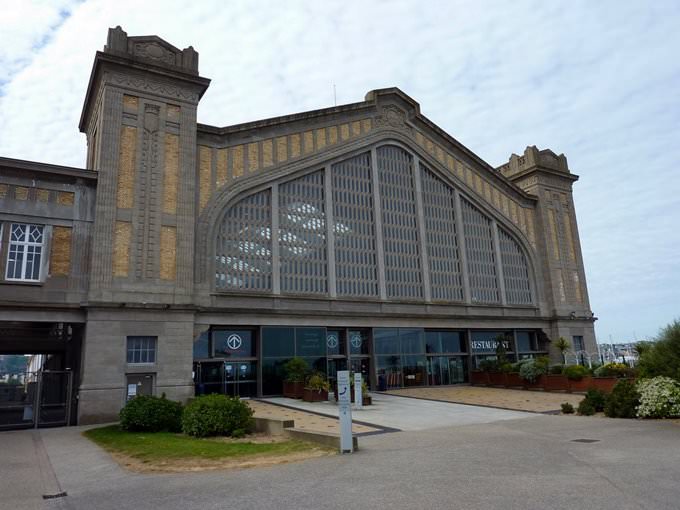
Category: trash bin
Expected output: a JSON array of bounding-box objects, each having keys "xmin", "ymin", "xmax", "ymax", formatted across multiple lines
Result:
[{"xmin": 378, "ymin": 374, "xmax": 387, "ymax": 392}]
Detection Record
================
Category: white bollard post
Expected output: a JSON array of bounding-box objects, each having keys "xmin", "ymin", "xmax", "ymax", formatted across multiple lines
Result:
[{"xmin": 354, "ymin": 372, "xmax": 363, "ymax": 410}]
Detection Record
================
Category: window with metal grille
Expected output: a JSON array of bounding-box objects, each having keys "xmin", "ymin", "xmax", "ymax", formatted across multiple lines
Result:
[
  {"xmin": 572, "ymin": 335, "xmax": 585, "ymax": 352},
  {"xmin": 332, "ymin": 153, "xmax": 379, "ymax": 297},
  {"xmin": 279, "ymin": 171, "xmax": 328, "ymax": 294},
  {"xmin": 377, "ymin": 145, "xmax": 423, "ymax": 300},
  {"xmin": 126, "ymin": 336, "xmax": 157, "ymax": 364},
  {"xmin": 6, "ymin": 223, "xmax": 44, "ymax": 281},
  {"xmin": 498, "ymin": 228, "xmax": 532, "ymax": 304},
  {"xmin": 461, "ymin": 199, "xmax": 499, "ymax": 303},
  {"xmin": 421, "ymin": 165, "xmax": 464, "ymax": 302},
  {"xmin": 215, "ymin": 189, "xmax": 272, "ymax": 291}
]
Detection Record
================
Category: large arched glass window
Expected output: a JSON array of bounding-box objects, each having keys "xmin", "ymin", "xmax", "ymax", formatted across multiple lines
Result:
[{"xmin": 214, "ymin": 143, "xmax": 533, "ymax": 306}]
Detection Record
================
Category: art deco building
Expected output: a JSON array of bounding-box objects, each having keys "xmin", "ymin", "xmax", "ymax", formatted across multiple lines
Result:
[{"xmin": 0, "ymin": 27, "xmax": 596, "ymax": 424}]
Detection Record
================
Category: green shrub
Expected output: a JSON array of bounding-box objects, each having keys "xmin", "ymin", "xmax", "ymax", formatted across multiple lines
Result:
[
  {"xmin": 637, "ymin": 320, "xmax": 680, "ymax": 381},
  {"xmin": 577, "ymin": 399, "xmax": 595, "ymax": 416},
  {"xmin": 564, "ymin": 365, "xmax": 590, "ymax": 381},
  {"xmin": 119, "ymin": 395, "xmax": 183, "ymax": 433},
  {"xmin": 561, "ymin": 402, "xmax": 575, "ymax": 414},
  {"xmin": 283, "ymin": 357, "xmax": 309, "ymax": 383},
  {"xmin": 478, "ymin": 359, "xmax": 498, "ymax": 372},
  {"xmin": 594, "ymin": 362, "xmax": 630, "ymax": 378},
  {"xmin": 518, "ymin": 358, "xmax": 548, "ymax": 382},
  {"xmin": 182, "ymin": 394, "xmax": 254, "ymax": 438},
  {"xmin": 584, "ymin": 388, "xmax": 607, "ymax": 412},
  {"xmin": 636, "ymin": 376, "xmax": 680, "ymax": 418},
  {"xmin": 604, "ymin": 380, "xmax": 640, "ymax": 418},
  {"xmin": 549, "ymin": 365, "xmax": 564, "ymax": 375},
  {"xmin": 499, "ymin": 362, "xmax": 514, "ymax": 374}
]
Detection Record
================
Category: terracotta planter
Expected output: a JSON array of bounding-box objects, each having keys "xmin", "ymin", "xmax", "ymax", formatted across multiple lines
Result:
[
  {"xmin": 362, "ymin": 395, "xmax": 372, "ymax": 406},
  {"xmin": 544, "ymin": 374, "xmax": 570, "ymax": 392},
  {"xmin": 303, "ymin": 388, "xmax": 328, "ymax": 402},
  {"xmin": 568, "ymin": 375, "xmax": 594, "ymax": 393},
  {"xmin": 283, "ymin": 381, "xmax": 305, "ymax": 399},
  {"xmin": 523, "ymin": 374, "xmax": 546, "ymax": 390},
  {"xmin": 470, "ymin": 371, "xmax": 490, "ymax": 386},
  {"xmin": 488, "ymin": 371, "xmax": 508, "ymax": 386},
  {"xmin": 506, "ymin": 373, "xmax": 524, "ymax": 388}
]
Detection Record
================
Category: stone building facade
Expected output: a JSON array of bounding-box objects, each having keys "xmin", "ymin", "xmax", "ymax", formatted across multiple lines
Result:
[{"xmin": 0, "ymin": 27, "xmax": 596, "ymax": 424}]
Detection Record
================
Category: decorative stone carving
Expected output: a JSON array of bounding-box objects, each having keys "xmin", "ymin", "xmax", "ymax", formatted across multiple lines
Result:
[
  {"xmin": 133, "ymin": 42, "xmax": 178, "ymax": 66},
  {"xmin": 109, "ymin": 73, "xmax": 199, "ymax": 101},
  {"xmin": 375, "ymin": 105, "xmax": 410, "ymax": 132}
]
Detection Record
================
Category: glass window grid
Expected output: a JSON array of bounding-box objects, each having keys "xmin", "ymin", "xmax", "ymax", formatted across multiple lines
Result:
[
  {"xmin": 126, "ymin": 336, "xmax": 157, "ymax": 364},
  {"xmin": 6, "ymin": 223, "xmax": 44, "ymax": 281},
  {"xmin": 213, "ymin": 144, "xmax": 534, "ymax": 309}
]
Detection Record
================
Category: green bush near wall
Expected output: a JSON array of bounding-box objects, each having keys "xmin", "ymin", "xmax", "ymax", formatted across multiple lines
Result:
[
  {"xmin": 182, "ymin": 394, "xmax": 254, "ymax": 438},
  {"xmin": 119, "ymin": 395, "xmax": 183, "ymax": 433}
]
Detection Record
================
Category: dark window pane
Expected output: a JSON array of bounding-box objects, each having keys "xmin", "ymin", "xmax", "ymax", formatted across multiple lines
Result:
[
  {"xmin": 295, "ymin": 328, "xmax": 325, "ymax": 357},
  {"xmin": 213, "ymin": 329, "xmax": 255, "ymax": 358},
  {"xmin": 402, "ymin": 354, "xmax": 426, "ymax": 386},
  {"xmin": 373, "ymin": 328, "xmax": 399, "ymax": 354},
  {"xmin": 262, "ymin": 327, "xmax": 295, "ymax": 357},
  {"xmin": 193, "ymin": 331, "xmax": 210, "ymax": 359},
  {"xmin": 441, "ymin": 331, "xmax": 464, "ymax": 353},
  {"xmin": 516, "ymin": 332, "xmax": 534, "ymax": 352},
  {"xmin": 348, "ymin": 329, "xmax": 370, "ymax": 355},
  {"xmin": 400, "ymin": 328, "xmax": 424, "ymax": 354},
  {"xmin": 326, "ymin": 329, "xmax": 345, "ymax": 356},
  {"xmin": 262, "ymin": 358, "xmax": 288, "ymax": 395}
]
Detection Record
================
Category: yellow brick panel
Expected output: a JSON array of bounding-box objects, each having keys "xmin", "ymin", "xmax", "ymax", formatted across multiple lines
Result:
[
  {"xmin": 123, "ymin": 95, "xmax": 138, "ymax": 110},
  {"xmin": 37, "ymin": 189, "xmax": 50, "ymax": 202},
  {"xmin": 328, "ymin": 126, "xmax": 338, "ymax": 145},
  {"xmin": 0, "ymin": 183, "xmax": 8, "ymax": 199},
  {"xmin": 415, "ymin": 131, "xmax": 425, "ymax": 147},
  {"xmin": 340, "ymin": 124, "xmax": 350, "ymax": 141},
  {"xmin": 263, "ymin": 139, "xmax": 274, "ymax": 168},
  {"xmin": 351, "ymin": 121, "xmax": 361, "ymax": 137},
  {"xmin": 160, "ymin": 226, "xmax": 177, "ymax": 281},
  {"xmin": 163, "ymin": 134, "xmax": 179, "ymax": 214},
  {"xmin": 232, "ymin": 145, "xmax": 244, "ymax": 177},
  {"xmin": 216, "ymin": 148, "xmax": 227, "ymax": 188},
  {"xmin": 49, "ymin": 226, "xmax": 72, "ymax": 276},
  {"xmin": 57, "ymin": 191, "xmax": 74, "ymax": 206},
  {"xmin": 290, "ymin": 134, "xmax": 301, "ymax": 157},
  {"xmin": 425, "ymin": 138, "xmax": 435, "ymax": 155},
  {"xmin": 435, "ymin": 145, "xmax": 445, "ymax": 163},
  {"xmin": 113, "ymin": 221, "xmax": 131, "ymax": 277},
  {"xmin": 276, "ymin": 137, "xmax": 288, "ymax": 162},
  {"xmin": 446, "ymin": 154, "xmax": 455, "ymax": 171},
  {"xmin": 548, "ymin": 209, "xmax": 560, "ymax": 260},
  {"xmin": 315, "ymin": 129, "xmax": 326, "ymax": 150},
  {"xmin": 199, "ymin": 145, "xmax": 212, "ymax": 211},
  {"xmin": 525, "ymin": 208, "xmax": 536, "ymax": 247},
  {"xmin": 361, "ymin": 118, "xmax": 372, "ymax": 133},
  {"xmin": 563, "ymin": 212, "xmax": 576, "ymax": 262},
  {"xmin": 248, "ymin": 143, "xmax": 259, "ymax": 172},
  {"xmin": 573, "ymin": 271, "xmax": 583, "ymax": 303},
  {"xmin": 303, "ymin": 130, "xmax": 314, "ymax": 154},
  {"xmin": 116, "ymin": 126, "xmax": 137, "ymax": 209},
  {"xmin": 15, "ymin": 186, "xmax": 28, "ymax": 200}
]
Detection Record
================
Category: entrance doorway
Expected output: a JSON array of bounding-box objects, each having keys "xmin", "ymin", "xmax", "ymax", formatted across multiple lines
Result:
[
  {"xmin": 427, "ymin": 356, "xmax": 467, "ymax": 385},
  {"xmin": 193, "ymin": 361, "xmax": 257, "ymax": 398}
]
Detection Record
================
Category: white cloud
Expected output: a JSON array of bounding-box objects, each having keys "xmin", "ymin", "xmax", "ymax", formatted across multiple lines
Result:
[{"xmin": 1, "ymin": 0, "xmax": 679, "ymax": 341}]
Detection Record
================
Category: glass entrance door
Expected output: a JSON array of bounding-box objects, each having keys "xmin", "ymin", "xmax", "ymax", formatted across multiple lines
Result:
[
  {"xmin": 223, "ymin": 361, "xmax": 257, "ymax": 398},
  {"xmin": 428, "ymin": 356, "xmax": 467, "ymax": 385}
]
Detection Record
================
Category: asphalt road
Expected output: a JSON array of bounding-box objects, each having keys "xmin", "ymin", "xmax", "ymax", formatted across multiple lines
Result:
[{"xmin": 3, "ymin": 412, "xmax": 680, "ymax": 510}]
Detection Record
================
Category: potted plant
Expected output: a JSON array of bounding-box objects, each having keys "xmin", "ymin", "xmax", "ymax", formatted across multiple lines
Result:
[
  {"xmin": 282, "ymin": 357, "xmax": 308, "ymax": 399},
  {"xmin": 519, "ymin": 356, "xmax": 549, "ymax": 390},
  {"xmin": 303, "ymin": 373, "xmax": 330, "ymax": 402},
  {"xmin": 544, "ymin": 365, "xmax": 570, "ymax": 391},
  {"xmin": 564, "ymin": 364, "xmax": 592, "ymax": 392}
]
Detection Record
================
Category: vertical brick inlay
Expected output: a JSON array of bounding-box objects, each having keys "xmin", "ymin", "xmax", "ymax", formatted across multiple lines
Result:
[
  {"xmin": 50, "ymin": 226, "xmax": 72, "ymax": 276},
  {"xmin": 113, "ymin": 221, "xmax": 131, "ymax": 277},
  {"xmin": 232, "ymin": 145, "xmax": 244, "ymax": 178},
  {"xmin": 216, "ymin": 148, "xmax": 227, "ymax": 187},
  {"xmin": 563, "ymin": 211, "xmax": 576, "ymax": 262},
  {"xmin": 303, "ymin": 130, "xmax": 314, "ymax": 154},
  {"xmin": 198, "ymin": 145, "xmax": 211, "ymax": 211},
  {"xmin": 262, "ymin": 139, "xmax": 274, "ymax": 167},
  {"xmin": 248, "ymin": 143, "xmax": 259, "ymax": 172},
  {"xmin": 276, "ymin": 137, "xmax": 288, "ymax": 162},
  {"xmin": 160, "ymin": 226, "xmax": 177, "ymax": 280},
  {"xmin": 163, "ymin": 134, "xmax": 179, "ymax": 214},
  {"xmin": 116, "ymin": 126, "xmax": 137, "ymax": 209},
  {"xmin": 290, "ymin": 134, "xmax": 301, "ymax": 157},
  {"xmin": 548, "ymin": 208, "xmax": 560, "ymax": 260}
]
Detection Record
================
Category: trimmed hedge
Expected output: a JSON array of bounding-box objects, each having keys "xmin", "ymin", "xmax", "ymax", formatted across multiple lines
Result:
[
  {"xmin": 181, "ymin": 394, "xmax": 254, "ymax": 438},
  {"xmin": 119, "ymin": 395, "xmax": 183, "ymax": 432}
]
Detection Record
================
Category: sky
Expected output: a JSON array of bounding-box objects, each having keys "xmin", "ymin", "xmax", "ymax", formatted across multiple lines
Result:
[{"xmin": 1, "ymin": 0, "xmax": 679, "ymax": 343}]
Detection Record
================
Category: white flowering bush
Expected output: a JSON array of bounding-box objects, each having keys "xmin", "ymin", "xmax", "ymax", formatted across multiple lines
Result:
[{"xmin": 636, "ymin": 377, "xmax": 680, "ymax": 418}]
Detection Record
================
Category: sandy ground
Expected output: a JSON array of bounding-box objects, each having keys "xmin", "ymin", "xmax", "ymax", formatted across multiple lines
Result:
[{"xmin": 386, "ymin": 385, "xmax": 584, "ymax": 413}]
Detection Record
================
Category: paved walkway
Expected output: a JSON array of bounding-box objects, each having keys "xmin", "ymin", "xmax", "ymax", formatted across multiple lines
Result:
[
  {"xmin": 386, "ymin": 385, "xmax": 583, "ymax": 413},
  {"xmin": 247, "ymin": 400, "xmax": 379, "ymax": 435},
  {"xmin": 3, "ymin": 414, "xmax": 678, "ymax": 510},
  {"xmin": 262, "ymin": 393, "xmax": 533, "ymax": 431}
]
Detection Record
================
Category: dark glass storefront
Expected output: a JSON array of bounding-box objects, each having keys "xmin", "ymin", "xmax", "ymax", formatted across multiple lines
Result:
[{"xmin": 192, "ymin": 326, "xmax": 545, "ymax": 397}]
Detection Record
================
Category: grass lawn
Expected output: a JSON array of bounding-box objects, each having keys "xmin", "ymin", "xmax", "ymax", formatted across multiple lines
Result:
[{"xmin": 84, "ymin": 425, "xmax": 321, "ymax": 464}]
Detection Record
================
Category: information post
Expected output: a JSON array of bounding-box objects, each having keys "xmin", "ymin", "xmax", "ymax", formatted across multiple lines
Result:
[
  {"xmin": 354, "ymin": 372, "xmax": 363, "ymax": 410},
  {"xmin": 336, "ymin": 370, "xmax": 353, "ymax": 453}
]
